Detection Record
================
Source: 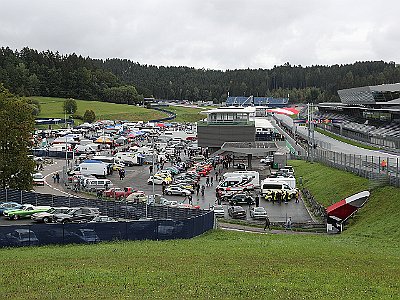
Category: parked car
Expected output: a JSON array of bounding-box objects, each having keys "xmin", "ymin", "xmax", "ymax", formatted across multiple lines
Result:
[
  {"xmin": 89, "ymin": 216, "xmax": 117, "ymax": 223},
  {"xmin": 229, "ymin": 193, "xmax": 255, "ymax": 206},
  {"xmin": 32, "ymin": 173, "xmax": 45, "ymax": 186},
  {"xmin": 0, "ymin": 202, "xmax": 23, "ymax": 215},
  {"xmin": 126, "ymin": 191, "xmax": 147, "ymax": 203},
  {"xmin": 4, "ymin": 204, "xmax": 51, "ymax": 220},
  {"xmin": 70, "ymin": 228, "xmax": 100, "ymax": 242},
  {"xmin": 212, "ymin": 205, "xmax": 225, "ymax": 217},
  {"xmin": 53, "ymin": 207, "xmax": 100, "ymax": 224},
  {"xmin": 169, "ymin": 183, "xmax": 194, "ymax": 194},
  {"xmin": 31, "ymin": 207, "xmax": 70, "ymax": 223},
  {"xmin": 103, "ymin": 187, "xmax": 137, "ymax": 199},
  {"xmin": 147, "ymin": 175, "xmax": 172, "ymax": 185},
  {"xmin": 250, "ymin": 207, "xmax": 268, "ymax": 219},
  {"xmin": 164, "ymin": 186, "xmax": 191, "ymax": 196},
  {"xmin": 6, "ymin": 229, "xmax": 39, "ymax": 246},
  {"xmin": 228, "ymin": 206, "xmax": 247, "ymax": 219}
]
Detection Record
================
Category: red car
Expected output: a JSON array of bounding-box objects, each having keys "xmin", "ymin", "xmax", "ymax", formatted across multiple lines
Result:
[{"xmin": 103, "ymin": 187, "xmax": 136, "ymax": 199}]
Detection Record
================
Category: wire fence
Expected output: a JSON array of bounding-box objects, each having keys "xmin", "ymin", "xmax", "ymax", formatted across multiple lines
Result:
[
  {"xmin": 0, "ymin": 189, "xmax": 214, "ymax": 248},
  {"xmin": 291, "ymin": 149, "xmax": 400, "ymax": 188}
]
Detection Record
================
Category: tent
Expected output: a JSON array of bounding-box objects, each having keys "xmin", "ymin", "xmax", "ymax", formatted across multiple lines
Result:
[{"xmin": 95, "ymin": 136, "xmax": 113, "ymax": 144}]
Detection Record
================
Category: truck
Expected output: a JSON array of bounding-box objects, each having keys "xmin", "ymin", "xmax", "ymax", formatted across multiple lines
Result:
[{"xmin": 68, "ymin": 160, "xmax": 108, "ymax": 177}]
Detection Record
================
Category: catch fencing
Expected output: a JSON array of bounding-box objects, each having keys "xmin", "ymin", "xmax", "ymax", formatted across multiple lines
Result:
[
  {"xmin": 291, "ymin": 148, "xmax": 400, "ymax": 188},
  {"xmin": 0, "ymin": 189, "xmax": 214, "ymax": 247}
]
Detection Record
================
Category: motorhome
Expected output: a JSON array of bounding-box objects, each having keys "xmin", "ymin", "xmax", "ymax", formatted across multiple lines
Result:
[
  {"xmin": 263, "ymin": 177, "xmax": 296, "ymax": 189},
  {"xmin": 222, "ymin": 171, "xmax": 260, "ymax": 188},
  {"xmin": 69, "ymin": 160, "xmax": 108, "ymax": 177},
  {"xmin": 216, "ymin": 176, "xmax": 255, "ymax": 196},
  {"xmin": 82, "ymin": 178, "xmax": 113, "ymax": 191},
  {"xmin": 75, "ymin": 144, "xmax": 97, "ymax": 154},
  {"xmin": 113, "ymin": 152, "xmax": 144, "ymax": 166}
]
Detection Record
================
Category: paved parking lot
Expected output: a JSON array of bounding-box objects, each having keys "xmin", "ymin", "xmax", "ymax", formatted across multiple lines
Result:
[{"xmin": 28, "ymin": 156, "xmax": 314, "ymax": 225}]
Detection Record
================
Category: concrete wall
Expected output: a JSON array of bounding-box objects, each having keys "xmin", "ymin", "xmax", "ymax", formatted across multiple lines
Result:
[{"xmin": 197, "ymin": 125, "xmax": 255, "ymax": 148}]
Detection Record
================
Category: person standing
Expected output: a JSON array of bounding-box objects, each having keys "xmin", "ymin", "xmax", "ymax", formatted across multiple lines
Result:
[
  {"xmin": 285, "ymin": 217, "xmax": 292, "ymax": 231},
  {"xmin": 55, "ymin": 172, "xmax": 60, "ymax": 184},
  {"xmin": 210, "ymin": 177, "xmax": 213, "ymax": 185},
  {"xmin": 206, "ymin": 176, "xmax": 210, "ymax": 187},
  {"xmin": 149, "ymin": 165, "xmax": 153, "ymax": 174},
  {"xmin": 264, "ymin": 216, "xmax": 271, "ymax": 231},
  {"xmin": 201, "ymin": 185, "xmax": 205, "ymax": 196},
  {"xmin": 255, "ymin": 193, "xmax": 260, "ymax": 207},
  {"xmin": 196, "ymin": 184, "xmax": 200, "ymax": 196}
]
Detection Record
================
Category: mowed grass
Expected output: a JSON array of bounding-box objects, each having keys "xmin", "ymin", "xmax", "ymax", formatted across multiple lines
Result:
[
  {"xmin": 1, "ymin": 161, "xmax": 400, "ymax": 299},
  {"xmin": 27, "ymin": 97, "xmax": 167, "ymax": 122},
  {"xmin": 290, "ymin": 160, "xmax": 400, "ymax": 240},
  {"xmin": 0, "ymin": 231, "xmax": 399, "ymax": 299},
  {"xmin": 163, "ymin": 105, "xmax": 206, "ymax": 123}
]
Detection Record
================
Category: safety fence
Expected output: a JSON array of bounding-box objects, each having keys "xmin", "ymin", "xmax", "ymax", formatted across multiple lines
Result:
[
  {"xmin": 292, "ymin": 149, "xmax": 400, "ymax": 188},
  {"xmin": 0, "ymin": 189, "xmax": 214, "ymax": 247},
  {"xmin": 301, "ymin": 189, "xmax": 327, "ymax": 221}
]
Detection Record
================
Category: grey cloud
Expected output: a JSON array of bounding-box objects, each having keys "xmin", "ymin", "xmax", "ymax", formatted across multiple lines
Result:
[{"xmin": 0, "ymin": 0, "xmax": 399, "ymax": 69}]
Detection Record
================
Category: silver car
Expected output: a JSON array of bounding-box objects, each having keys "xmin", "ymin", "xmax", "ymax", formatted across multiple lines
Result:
[
  {"xmin": 212, "ymin": 205, "xmax": 225, "ymax": 217},
  {"xmin": 250, "ymin": 207, "xmax": 268, "ymax": 219}
]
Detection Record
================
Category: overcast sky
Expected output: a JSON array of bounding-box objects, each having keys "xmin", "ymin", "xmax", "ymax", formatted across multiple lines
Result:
[{"xmin": 1, "ymin": 0, "xmax": 399, "ymax": 70}]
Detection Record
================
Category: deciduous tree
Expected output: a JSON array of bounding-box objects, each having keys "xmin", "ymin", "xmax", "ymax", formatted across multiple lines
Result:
[{"xmin": 0, "ymin": 84, "xmax": 35, "ymax": 189}]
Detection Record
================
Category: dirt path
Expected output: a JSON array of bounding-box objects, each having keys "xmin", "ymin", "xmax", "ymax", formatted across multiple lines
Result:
[{"xmin": 218, "ymin": 221, "xmax": 324, "ymax": 235}]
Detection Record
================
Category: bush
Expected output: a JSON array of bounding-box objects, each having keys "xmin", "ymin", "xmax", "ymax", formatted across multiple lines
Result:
[{"xmin": 83, "ymin": 110, "xmax": 96, "ymax": 123}]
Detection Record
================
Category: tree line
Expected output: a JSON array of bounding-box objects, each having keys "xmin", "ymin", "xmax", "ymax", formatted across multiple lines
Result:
[{"xmin": 1, "ymin": 47, "xmax": 400, "ymax": 104}]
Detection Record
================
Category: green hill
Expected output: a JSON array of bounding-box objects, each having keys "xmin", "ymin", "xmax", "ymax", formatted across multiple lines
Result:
[
  {"xmin": 0, "ymin": 160, "xmax": 399, "ymax": 299},
  {"xmin": 28, "ymin": 96, "xmax": 167, "ymax": 123}
]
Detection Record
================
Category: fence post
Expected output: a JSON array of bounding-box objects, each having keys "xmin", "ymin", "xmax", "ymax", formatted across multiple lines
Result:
[
  {"xmin": 5, "ymin": 188, "xmax": 8, "ymax": 202},
  {"xmin": 20, "ymin": 190, "xmax": 23, "ymax": 204},
  {"xmin": 371, "ymin": 156, "xmax": 374, "ymax": 173}
]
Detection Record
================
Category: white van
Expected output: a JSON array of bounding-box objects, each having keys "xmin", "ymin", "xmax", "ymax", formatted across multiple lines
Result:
[
  {"xmin": 261, "ymin": 179, "xmax": 297, "ymax": 198},
  {"xmin": 264, "ymin": 177, "xmax": 296, "ymax": 189},
  {"xmin": 83, "ymin": 178, "xmax": 113, "ymax": 192}
]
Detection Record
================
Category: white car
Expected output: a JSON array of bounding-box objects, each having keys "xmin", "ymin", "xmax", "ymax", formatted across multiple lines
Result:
[
  {"xmin": 161, "ymin": 200, "xmax": 178, "ymax": 207},
  {"xmin": 147, "ymin": 175, "xmax": 171, "ymax": 185},
  {"xmin": 32, "ymin": 173, "xmax": 45, "ymax": 186},
  {"xmin": 250, "ymin": 207, "xmax": 268, "ymax": 219},
  {"xmin": 212, "ymin": 205, "xmax": 225, "ymax": 217},
  {"xmin": 164, "ymin": 186, "xmax": 191, "ymax": 196}
]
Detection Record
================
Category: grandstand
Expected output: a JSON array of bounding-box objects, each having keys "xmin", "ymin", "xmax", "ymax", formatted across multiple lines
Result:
[
  {"xmin": 316, "ymin": 83, "xmax": 400, "ymax": 150},
  {"xmin": 226, "ymin": 96, "xmax": 288, "ymax": 108}
]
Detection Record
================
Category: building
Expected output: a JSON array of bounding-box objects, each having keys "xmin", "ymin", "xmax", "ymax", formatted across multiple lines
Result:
[
  {"xmin": 226, "ymin": 96, "xmax": 289, "ymax": 108},
  {"xmin": 197, "ymin": 107, "xmax": 256, "ymax": 150},
  {"xmin": 319, "ymin": 83, "xmax": 400, "ymax": 122}
]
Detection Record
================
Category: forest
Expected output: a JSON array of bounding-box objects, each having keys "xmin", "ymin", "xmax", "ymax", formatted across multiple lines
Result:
[{"xmin": 1, "ymin": 46, "xmax": 400, "ymax": 104}]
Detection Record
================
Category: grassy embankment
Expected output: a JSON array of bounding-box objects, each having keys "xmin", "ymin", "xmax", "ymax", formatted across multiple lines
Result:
[
  {"xmin": 2, "ymin": 132, "xmax": 399, "ymax": 298},
  {"xmin": 27, "ymin": 96, "xmax": 167, "ymax": 126},
  {"xmin": 162, "ymin": 105, "xmax": 206, "ymax": 123}
]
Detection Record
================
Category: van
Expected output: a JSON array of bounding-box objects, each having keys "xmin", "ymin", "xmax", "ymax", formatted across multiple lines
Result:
[
  {"xmin": 83, "ymin": 178, "xmax": 113, "ymax": 192},
  {"xmin": 261, "ymin": 179, "xmax": 297, "ymax": 199}
]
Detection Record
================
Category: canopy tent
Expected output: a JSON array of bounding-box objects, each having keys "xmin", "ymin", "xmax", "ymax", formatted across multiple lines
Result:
[{"xmin": 95, "ymin": 136, "xmax": 113, "ymax": 144}]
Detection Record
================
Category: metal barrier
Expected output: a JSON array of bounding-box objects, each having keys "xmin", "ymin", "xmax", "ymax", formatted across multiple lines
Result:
[{"xmin": 0, "ymin": 189, "xmax": 214, "ymax": 247}]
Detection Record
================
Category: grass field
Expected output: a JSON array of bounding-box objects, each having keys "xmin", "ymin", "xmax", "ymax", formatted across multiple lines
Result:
[
  {"xmin": 1, "ymin": 153, "xmax": 400, "ymax": 299},
  {"xmin": 315, "ymin": 127, "xmax": 380, "ymax": 151},
  {"xmin": 27, "ymin": 97, "xmax": 167, "ymax": 123},
  {"xmin": 162, "ymin": 105, "xmax": 206, "ymax": 123}
]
